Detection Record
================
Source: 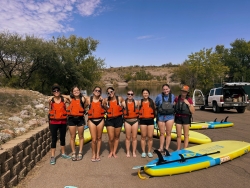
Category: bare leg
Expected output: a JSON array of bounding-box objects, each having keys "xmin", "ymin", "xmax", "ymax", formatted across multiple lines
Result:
[
  {"xmin": 51, "ymin": 148, "xmax": 56, "ymax": 157},
  {"xmin": 165, "ymin": 119, "xmax": 174, "ymax": 150},
  {"xmin": 77, "ymin": 125, "xmax": 84, "ymax": 154},
  {"xmin": 158, "ymin": 121, "xmax": 165, "ymax": 151},
  {"xmin": 147, "ymin": 125, "xmax": 154, "ymax": 153},
  {"xmin": 68, "ymin": 126, "xmax": 77, "ymax": 153},
  {"xmin": 88, "ymin": 121, "xmax": 97, "ymax": 159},
  {"xmin": 107, "ymin": 126, "xmax": 115, "ymax": 158},
  {"xmin": 113, "ymin": 127, "xmax": 122, "ymax": 158},
  {"xmin": 96, "ymin": 120, "xmax": 104, "ymax": 159},
  {"xmin": 183, "ymin": 124, "xmax": 190, "ymax": 148},
  {"xmin": 175, "ymin": 124, "xmax": 182, "ymax": 150},
  {"xmin": 140, "ymin": 125, "xmax": 147, "ymax": 153},
  {"xmin": 125, "ymin": 122, "xmax": 132, "ymax": 157},
  {"xmin": 132, "ymin": 122, "xmax": 138, "ymax": 157}
]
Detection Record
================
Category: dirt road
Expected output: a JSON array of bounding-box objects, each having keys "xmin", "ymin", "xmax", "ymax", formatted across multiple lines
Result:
[{"xmin": 17, "ymin": 108, "xmax": 250, "ymax": 188}]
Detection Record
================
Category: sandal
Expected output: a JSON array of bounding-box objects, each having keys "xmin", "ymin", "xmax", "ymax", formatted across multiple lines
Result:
[
  {"xmin": 77, "ymin": 153, "xmax": 83, "ymax": 161},
  {"xmin": 95, "ymin": 157, "xmax": 101, "ymax": 162},
  {"xmin": 91, "ymin": 158, "xmax": 96, "ymax": 162},
  {"xmin": 72, "ymin": 153, "xmax": 77, "ymax": 161}
]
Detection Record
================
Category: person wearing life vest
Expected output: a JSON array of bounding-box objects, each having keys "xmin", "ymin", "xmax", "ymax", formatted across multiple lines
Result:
[
  {"xmin": 66, "ymin": 86, "xmax": 88, "ymax": 161},
  {"xmin": 48, "ymin": 84, "xmax": 71, "ymax": 165},
  {"xmin": 121, "ymin": 90, "xmax": 139, "ymax": 158},
  {"xmin": 138, "ymin": 89, "xmax": 156, "ymax": 158},
  {"xmin": 103, "ymin": 87, "xmax": 124, "ymax": 158},
  {"xmin": 155, "ymin": 84, "xmax": 175, "ymax": 155},
  {"xmin": 174, "ymin": 85, "xmax": 195, "ymax": 150},
  {"xmin": 86, "ymin": 86, "xmax": 105, "ymax": 162}
]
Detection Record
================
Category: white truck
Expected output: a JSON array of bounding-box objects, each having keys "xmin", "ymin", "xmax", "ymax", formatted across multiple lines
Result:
[{"xmin": 193, "ymin": 82, "xmax": 250, "ymax": 113}]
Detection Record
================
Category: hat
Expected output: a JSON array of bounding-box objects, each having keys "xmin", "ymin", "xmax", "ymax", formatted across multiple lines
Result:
[
  {"xmin": 181, "ymin": 85, "xmax": 189, "ymax": 92},
  {"xmin": 52, "ymin": 85, "xmax": 60, "ymax": 91}
]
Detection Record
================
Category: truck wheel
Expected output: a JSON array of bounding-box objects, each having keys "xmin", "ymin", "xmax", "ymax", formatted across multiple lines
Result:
[
  {"xmin": 212, "ymin": 102, "xmax": 220, "ymax": 113},
  {"xmin": 237, "ymin": 108, "xmax": 245, "ymax": 113},
  {"xmin": 199, "ymin": 106, "xmax": 205, "ymax": 110}
]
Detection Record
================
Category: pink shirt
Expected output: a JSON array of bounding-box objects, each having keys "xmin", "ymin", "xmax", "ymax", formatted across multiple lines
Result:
[
  {"xmin": 49, "ymin": 119, "xmax": 67, "ymax": 125},
  {"xmin": 174, "ymin": 96, "xmax": 193, "ymax": 104}
]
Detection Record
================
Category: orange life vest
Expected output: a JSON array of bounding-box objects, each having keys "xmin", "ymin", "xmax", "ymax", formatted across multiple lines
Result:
[
  {"xmin": 123, "ymin": 99, "xmax": 139, "ymax": 119},
  {"xmin": 88, "ymin": 96, "xmax": 106, "ymax": 119},
  {"xmin": 66, "ymin": 97, "xmax": 85, "ymax": 116},
  {"xmin": 49, "ymin": 96, "xmax": 67, "ymax": 120},
  {"xmin": 106, "ymin": 96, "xmax": 123, "ymax": 118},
  {"xmin": 139, "ymin": 100, "xmax": 155, "ymax": 119}
]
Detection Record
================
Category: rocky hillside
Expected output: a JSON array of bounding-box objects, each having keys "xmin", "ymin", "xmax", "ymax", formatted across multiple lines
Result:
[
  {"xmin": 100, "ymin": 65, "xmax": 178, "ymax": 87},
  {"xmin": 0, "ymin": 88, "xmax": 48, "ymax": 146}
]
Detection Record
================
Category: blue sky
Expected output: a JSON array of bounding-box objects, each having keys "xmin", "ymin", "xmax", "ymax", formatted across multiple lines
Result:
[{"xmin": 1, "ymin": 0, "xmax": 250, "ymax": 68}]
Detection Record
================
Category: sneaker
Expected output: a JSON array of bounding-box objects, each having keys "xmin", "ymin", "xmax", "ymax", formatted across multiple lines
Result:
[
  {"xmin": 50, "ymin": 157, "xmax": 56, "ymax": 165},
  {"xmin": 61, "ymin": 154, "xmax": 71, "ymax": 159},
  {"xmin": 147, "ymin": 152, "xmax": 153, "ymax": 158},
  {"xmin": 141, "ymin": 152, "xmax": 146, "ymax": 158}
]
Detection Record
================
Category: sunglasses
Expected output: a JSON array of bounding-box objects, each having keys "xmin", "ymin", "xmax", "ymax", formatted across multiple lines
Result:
[
  {"xmin": 53, "ymin": 90, "xmax": 60, "ymax": 93},
  {"xmin": 107, "ymin": 90, "xmax": 114, "ymax": 95},
  {"xmin": 95, "ymin": 90, "xmax": 101, "ymax": 93},
  {"xmin": 127, "ymin": 93, "xmax": 134, "ymax": 96}
]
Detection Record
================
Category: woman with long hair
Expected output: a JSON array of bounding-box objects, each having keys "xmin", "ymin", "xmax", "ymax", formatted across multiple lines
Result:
[
  {"xmin": 66, "ymin": 86, "xmax": 88, "ymax": 161},
  {"xmin": 103, "ymin": 87, "xmax": 124, "ymax": 158},
  {"xmin": 87, "ymin": 86, "xmax": 105, "ymax": 162},
  {"xmin": 138, "ymin": 89, "xmax": 156, "ymax": 158},
  {"xmin": 155, "ymin": 84, "xmax": 175, "ymax": 154},
  {"xmin": 122, "ymin": 90, "xmax": 139, "ymax": 157}
]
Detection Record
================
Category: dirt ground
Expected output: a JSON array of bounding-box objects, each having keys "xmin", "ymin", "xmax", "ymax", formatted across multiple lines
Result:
[{"xmin": 17, "ymin": 108, "xmax": 250, "ymax": 188}]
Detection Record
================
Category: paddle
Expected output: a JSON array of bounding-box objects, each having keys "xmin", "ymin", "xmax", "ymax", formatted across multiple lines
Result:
[{"xmin": 132, "ymin": 150, "xmax": 220, "ymax": 170}]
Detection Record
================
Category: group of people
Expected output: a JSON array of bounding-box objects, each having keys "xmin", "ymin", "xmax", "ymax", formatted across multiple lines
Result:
[{"xmin": 48, "ymin": 83, "xmax": 195, "ymax": 165}]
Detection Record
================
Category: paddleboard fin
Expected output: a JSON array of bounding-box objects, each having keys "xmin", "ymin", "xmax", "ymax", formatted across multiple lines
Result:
[
  {"xmin": 220, "ymin": 119, "xmax": 224, "ymax": 123},
  {"xmin": 224, "ymin": 116, "xmax": 228, "ymax": 122},
  {"xmin": 178, "ymin": 154, "xmax": 186, "ymax": 163},
  {"xmin": 154, "ymin": 150, "xmax": 166, "ymax": 165},
  {"xmin": 213, "ymin": 118, "xmax": 217, "ymax": 122},
  {"xmin": 164, "ymin": 148, "xmax": 170, "ymax": 156}
]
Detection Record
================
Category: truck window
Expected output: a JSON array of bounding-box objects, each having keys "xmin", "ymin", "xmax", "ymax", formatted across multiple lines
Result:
[
  {"xmin": 215, "ymin": 88, "xmax": 222, "ymax": 95},
  {"xmin": 209, "ymin": 89, "xmax": 214, "ymax": 96}
]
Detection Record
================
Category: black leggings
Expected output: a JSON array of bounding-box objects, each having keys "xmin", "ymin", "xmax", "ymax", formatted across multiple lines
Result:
[{"xmin": 49, "ymin": 124, "xmax": 67, "ymax": 148}]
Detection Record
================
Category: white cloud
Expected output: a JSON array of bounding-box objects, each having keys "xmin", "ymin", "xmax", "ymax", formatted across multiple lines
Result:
[
  {"xmin": 0, "ymin": 0, "xmax": 103, "ymax": 37},
  {"xmin": 76, "ymin": 0, "xmax": 101, "ymax": 16},
  {"xmin": 137, "ymin": 35, "xmax": 153, "ymax": 40}
]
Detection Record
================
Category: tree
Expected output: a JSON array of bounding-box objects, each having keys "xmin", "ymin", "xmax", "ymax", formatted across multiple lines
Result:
[
  {"xmin": 0, "ymin": 32, "xmax": 56, "ymax": 88},
  {"xmin": 54, "ymin": 35, "xmax": 104, "ymax": 92},
  {"xmin": 174, "ymin": 48, "xmax": 229, "ymax": 93},
  {"xmin": 134, "ymin": 69, "xmax": 153, "ymax": 81}
]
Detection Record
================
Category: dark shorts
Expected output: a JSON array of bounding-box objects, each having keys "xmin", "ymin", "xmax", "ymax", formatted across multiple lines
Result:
[
  {"xmin": 174, "ymin": 115, "xmax": 191, "ymax": 125},
  {"xmin": 124, "ymin": 119, "xmax": 138, "ymax": 126},
  {"xmin": 67, "ymin": 116, "xmax": 85, "ymax": 126},
  {"xmin": 105, "ymin": 115, "xmax": 123, "ymax": 128},
  {"xmin": 139, "ymin": 118, "xmax": 154, "ymax": 126},
  {"xmin": 88, "ymin": 118, "xmax": 104, "ymax": 126}
]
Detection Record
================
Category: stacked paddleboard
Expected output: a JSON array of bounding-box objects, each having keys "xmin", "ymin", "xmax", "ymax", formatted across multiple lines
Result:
[
  {"xmin": 75, "ymin": 126, "xmax": 91, "ymax": 146},
  {"xmin": 133, "ymin": 140, "xmax": 250, "ymax": 177},
  {"xmin": 189, "ymin": 116, "xmax": 234, "ymax": 129}
]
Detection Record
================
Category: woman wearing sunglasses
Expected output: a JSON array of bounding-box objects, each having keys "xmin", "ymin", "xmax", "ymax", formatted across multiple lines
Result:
[
  {"xmin": 138, "ymin": 89, "xmax": 156, "ymax": 158},
  {"xmin": 122, "ymin": 90, "xmax": 139, "ymax": 157},
  {"xmin": 103, "ymin": 87, "xmax": 124, "ymax": 158},
  {"xmin": 66, "ymin": 85, "xmax": 88, "ymax": 161},
  {"xmin": 86, "ymin": 86, "xmax": 105, "ymax": 162},
  {"xmin": 155, "ymin": 84, "xmax": 175, "ymax": 154},
  {"xmin": 48, "ymin": 84, "xmax": 71, "ymax": 165}
]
